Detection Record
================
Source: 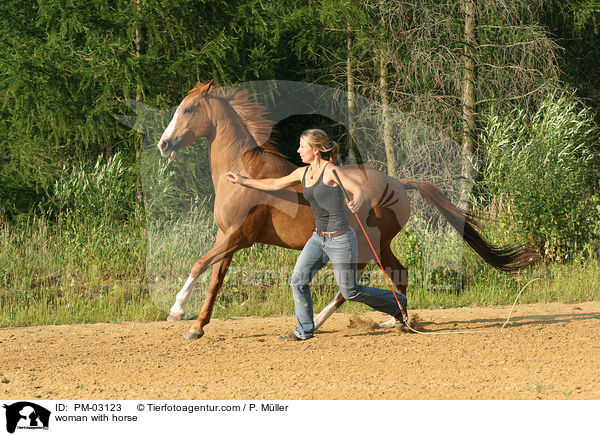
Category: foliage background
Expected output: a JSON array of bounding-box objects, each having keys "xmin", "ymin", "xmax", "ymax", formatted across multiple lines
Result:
[{"xmin": 0, "ymin": 0, "xmax": 599, "ymax": 325}]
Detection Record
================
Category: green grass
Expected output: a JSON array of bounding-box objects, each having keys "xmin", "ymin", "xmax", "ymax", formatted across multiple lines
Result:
[
  {"xmin": 0, "ymin": 214, "xmax": 163, "ymax": 327},
  {"xmin": 1, "ymin": 211, "xmax": 599, "ymax": 328}
]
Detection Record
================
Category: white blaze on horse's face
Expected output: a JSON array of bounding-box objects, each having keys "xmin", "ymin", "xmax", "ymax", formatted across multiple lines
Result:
[
  {"xmin": 157, "ymin": 98, "xmax": 203, "ymax": 159},
  {"xmin": 158, "ymin": 102, "xmax": 184, "ymax": 158}
]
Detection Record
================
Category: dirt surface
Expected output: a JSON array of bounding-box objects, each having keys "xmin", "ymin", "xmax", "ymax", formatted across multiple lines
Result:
[{"xmin": 1, "ymin": 301, "xmax": 599, "ymax": 400}]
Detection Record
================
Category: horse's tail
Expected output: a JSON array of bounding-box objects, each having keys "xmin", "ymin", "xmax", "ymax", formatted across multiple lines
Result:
[{"xmin": 399, "ymin": 179, "xmax": 540, "ymax": 272}]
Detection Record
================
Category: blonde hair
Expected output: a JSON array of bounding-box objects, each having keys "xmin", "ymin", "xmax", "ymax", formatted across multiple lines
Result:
[{"xmin": 300, "ymin": 129, "xmax": 340, "ymax": 164}]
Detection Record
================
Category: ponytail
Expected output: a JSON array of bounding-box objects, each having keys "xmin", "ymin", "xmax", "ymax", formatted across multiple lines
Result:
[{"xmin": 321, "ymin": 140, "xmax": 340, "ymax": 164}]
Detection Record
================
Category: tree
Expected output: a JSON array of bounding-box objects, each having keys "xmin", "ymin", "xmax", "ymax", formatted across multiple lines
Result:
[
  {"xmin": 316, "ymin": 0, "xmax": 562, "ymax": 208},
  {"xmin": 544, "ymin": 0, "xmax": 600, "ymax": 112},
  {"xmin": 460, "ymin": 0, "xmax": 478, "ymax": 210},
  {"xmin": 0, "ymin": 0, "xmax": 316, "ymax": 218}
]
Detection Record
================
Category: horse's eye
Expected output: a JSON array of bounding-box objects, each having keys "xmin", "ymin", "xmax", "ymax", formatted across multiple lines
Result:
[{"xmin": 183, "ymin": 107, "xmax": 193, "ymax": 114}]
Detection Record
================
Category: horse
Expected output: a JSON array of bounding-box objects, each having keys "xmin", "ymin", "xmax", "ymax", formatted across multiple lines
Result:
[{"xmin": 156, "ymin": 80, "xmax": 538, "ymax": 339}]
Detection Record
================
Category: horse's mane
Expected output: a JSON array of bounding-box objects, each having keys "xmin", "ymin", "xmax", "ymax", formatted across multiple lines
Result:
[{"xmin": 187, "ymin": 83, "xmax": 285, "ymax": 157}]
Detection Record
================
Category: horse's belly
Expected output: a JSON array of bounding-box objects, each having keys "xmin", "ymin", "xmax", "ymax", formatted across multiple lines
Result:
[{"xmin": 253, "ymin": 206, "xmax": 315, "ymax": 249}]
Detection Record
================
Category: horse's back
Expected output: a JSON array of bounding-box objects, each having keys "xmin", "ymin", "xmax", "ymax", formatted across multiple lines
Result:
[{"xmin": 343, "ymin": 164, "xmax": 411, "ymax": 239}]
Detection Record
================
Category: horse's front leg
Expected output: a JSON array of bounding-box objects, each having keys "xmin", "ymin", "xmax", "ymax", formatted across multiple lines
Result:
[
  {"xmin": 167, "ymin": 274, "xmax": 197, "ymax": 321},
  {"xmin": 167, "ymin": 229, "xmax": 227, "ymax": 321},
  {"xmin": 167, "ymin": 228, "xmax": 248, "ymax": 322},
  {"xmin": 173, "ymin": 228, "xmax": 250, "ymax": 339},
  {"xmin": 184, "ymin": 254, "xmax": 234, "ymax": 339}
]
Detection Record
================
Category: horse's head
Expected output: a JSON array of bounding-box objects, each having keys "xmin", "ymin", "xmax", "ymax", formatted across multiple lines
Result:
[{"xmin": 157, "ymin": 80, "xmax": 215, "ymax": 158}]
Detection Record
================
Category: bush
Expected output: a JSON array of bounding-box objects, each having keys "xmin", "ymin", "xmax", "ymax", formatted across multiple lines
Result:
[{"xmin": 481, "ymin": 93, "xmax": 600, "ymax": 258}]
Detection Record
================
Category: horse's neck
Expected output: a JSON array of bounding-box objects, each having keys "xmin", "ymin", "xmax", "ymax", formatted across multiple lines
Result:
[
  {"xmin": 208, "ymin": 101, "xmax": 294, "ymax": 180},
  {"xmin": 209, "ymin": 129, "xmax": 253, "ymax": 176}
]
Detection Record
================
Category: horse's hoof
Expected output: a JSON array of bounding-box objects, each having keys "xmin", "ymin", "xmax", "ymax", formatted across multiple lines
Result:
[
  {"xmin": 184, "ymin": 328, "xmax": 204, "ymax": 340},
  {"xmin": 168, "ymin": 312, "xmax": 184, "ymax": 322},
  {"xmin": 379, "ymin": 318, "xmax": 396, "ymax": 329}
]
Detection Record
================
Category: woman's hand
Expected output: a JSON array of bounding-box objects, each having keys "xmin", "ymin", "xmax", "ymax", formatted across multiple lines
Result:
[
  {"xmin": 346, "ymin": 198, "xmax": 362, "ymax": 214},
  {"xmin": 226, "ymin": 172, "xmax": 243, "ymax": 185}
]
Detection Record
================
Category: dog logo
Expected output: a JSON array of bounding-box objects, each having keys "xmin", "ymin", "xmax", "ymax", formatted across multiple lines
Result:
[{"xmin": 2, "ymin": 402, "xmax": 50, "ymax": 433}]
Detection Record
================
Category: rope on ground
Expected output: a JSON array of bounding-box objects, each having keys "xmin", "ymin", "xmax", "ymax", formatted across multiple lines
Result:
[
  {"xmin": 400, "ymin": 277, "xmax": 546, "ymax": 336},
  {"xmin": 500, "ymin": 277, "xmax": 545, "ymax": 333}
]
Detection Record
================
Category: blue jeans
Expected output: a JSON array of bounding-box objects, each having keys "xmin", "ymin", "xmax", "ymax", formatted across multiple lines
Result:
[{"xmin": 290, "ymin": 227, "xmax": 407, "ymax": 339}]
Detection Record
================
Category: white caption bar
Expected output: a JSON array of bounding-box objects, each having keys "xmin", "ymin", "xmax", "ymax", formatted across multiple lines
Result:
[{"xmin": 0, "ymin": 400, "xmax": 596, "ymax": 436}]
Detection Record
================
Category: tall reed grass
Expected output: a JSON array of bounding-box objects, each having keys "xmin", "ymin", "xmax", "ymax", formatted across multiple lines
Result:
[
  {"xmin": 481, "ymin": 93, "xmax": 600, "ymax": 257},
  {"xmin": 0, "ymin": 212, "xmax": 161, "ymax": 327}
]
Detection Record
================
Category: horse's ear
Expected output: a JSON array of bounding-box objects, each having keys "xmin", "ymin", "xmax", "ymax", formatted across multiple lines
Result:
[{"xmin": 197, "ymin": 80, "xmax": 214, "ymax": 95}]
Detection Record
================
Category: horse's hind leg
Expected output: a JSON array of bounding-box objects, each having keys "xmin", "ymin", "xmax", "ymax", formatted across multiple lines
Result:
[
  {"xmin": 314, "ymin": 291, "xmax": 345, "ymax": 330},
  {"xmin": 381, "ymin": 246, "xmax": 408, "ymax": 295},
  {"xmin": 184, "ymin": 254, "xmax": 234, "ymax": 339},
  {"xmin": 314, "ymin": 262, "xmax": 367, "ymax": 330},
  {"xmin": 379, "ymin": 246, "xmax": 408, "ymax": 328}
]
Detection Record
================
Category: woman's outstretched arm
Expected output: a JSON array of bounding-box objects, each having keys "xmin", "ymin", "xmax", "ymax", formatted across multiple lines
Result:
[{"xmin": 225, "ymin": 167, "xmax": 304, "ymax": 191}]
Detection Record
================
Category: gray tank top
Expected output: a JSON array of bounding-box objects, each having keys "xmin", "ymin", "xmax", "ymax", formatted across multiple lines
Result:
[{"xmin": 302, "ymin": 163, "xmax": 349, "ymax": 232}]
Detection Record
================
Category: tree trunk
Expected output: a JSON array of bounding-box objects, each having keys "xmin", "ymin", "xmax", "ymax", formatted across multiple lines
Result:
[
  {"xmin": 376, "ymin": 0, "xmax": 396, "ymax": 177},
  {"xmin": 135, "ymin": 0, "xmax": 145, "ymax": 104},
  {"xmin": 459, "ymin": 0, "xmax": 477, "ymax": 210},
  {"xmin": 346, "ymin": 25, "xmax": 359, "ymax": 164},
  {"xmin": 380, "ymin": 50, "xmax": 396, "ymax": 177},
  {"xmin": 134, "ymin": 0, "xmax": 146, "ymax": 202}
]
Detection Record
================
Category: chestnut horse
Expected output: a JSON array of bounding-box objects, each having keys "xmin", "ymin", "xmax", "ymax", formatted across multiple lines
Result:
[{"xmin": 157, "ymin": 81, "xmax": 538, "ymax": 339}]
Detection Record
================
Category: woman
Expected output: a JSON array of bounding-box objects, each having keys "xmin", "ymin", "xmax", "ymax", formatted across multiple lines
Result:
[{"xmin": 226, "ymin": 129, "xmax": 407, "ymax": 340}]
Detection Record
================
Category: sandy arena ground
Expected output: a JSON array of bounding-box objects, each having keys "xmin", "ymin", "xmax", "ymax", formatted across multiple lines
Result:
[{"xmin": 1, "ymin": 301, "xmax": 599, "ymax": 400}]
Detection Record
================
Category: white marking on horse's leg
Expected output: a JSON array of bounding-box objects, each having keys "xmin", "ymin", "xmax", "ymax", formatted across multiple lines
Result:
[
  {"xmin": 168, "ymin": 275, "xmax": 196, "ymax": 320},
  {"xmin": 314, "ymin": 299, "xmax": 339, "ymax": 330},
  {"xmin": 379, "ymin": 317, "xmax": 396, "ymax": 329}
]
